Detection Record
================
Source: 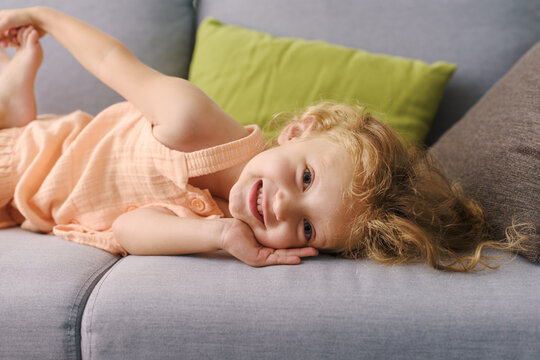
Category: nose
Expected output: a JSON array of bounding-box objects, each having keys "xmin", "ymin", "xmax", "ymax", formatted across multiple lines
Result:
[{"xmin": 273, "ymin": 189, "xmax": 298, "ymax": 222}]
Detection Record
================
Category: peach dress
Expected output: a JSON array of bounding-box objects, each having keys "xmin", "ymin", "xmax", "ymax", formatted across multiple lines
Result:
[{"xmin": 0, "ymin": 102, "xmax": 265, "ymax": 255}]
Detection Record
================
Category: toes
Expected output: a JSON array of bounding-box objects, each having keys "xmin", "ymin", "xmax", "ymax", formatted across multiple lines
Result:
[
  {"xmin": 20, "ymin": 27, "xmax": 31, "ymax": 45},
  {"xmin": 15, "ymin": 27, "xmax": 35, "ymax": 48},
  {"xmin": 16, "ymin": 27, "xmax": 25, "ymax": 46},
  {"xmin": 27, "ymin": 28, "xmax": 39, "ymax": 45}
]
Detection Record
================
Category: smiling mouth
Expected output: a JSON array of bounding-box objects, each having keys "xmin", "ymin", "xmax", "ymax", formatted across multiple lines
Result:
[{"xmin": 249, "ymin": 180, "xmax": 265, "ymax": 225}]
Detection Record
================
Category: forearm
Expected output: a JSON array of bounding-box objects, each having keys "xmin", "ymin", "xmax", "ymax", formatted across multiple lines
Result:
[
  {"xmin": 29, "ymin": 6, "xmax": 147, "ymax": 86},
  {"xmin": 26, "ymin": 6, "xmax": 159, "ymax": 108},
  {"xmin": 113, "ymin": 207, "xmax": 319, "ymax": 266},
  {"xmin": 29, "ymin": 8, "xmax": 124, "ymax": 77},
  {"xmin": 0, "ymin": 7, "xmax": 231, "ymax": 130},
  {"xmin": 113, "ymin": 207, "xmax": 227, "ymax": 256}
]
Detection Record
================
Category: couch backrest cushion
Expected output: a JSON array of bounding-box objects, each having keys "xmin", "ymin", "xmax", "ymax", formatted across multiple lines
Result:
[
  {"xmin": 2, "ymin": 0, "xmax": 195, "ymax": 116},
  {"xmin": 429, "ymin": 42, "xmax": 540, "ymax": 263},
  {"xmin": 195, "ymin": 0, "xmax": 540, "ymax": 145},
  {"xmin": 189, "ymin": 18, "xmax": 456, "ymax": 144}
]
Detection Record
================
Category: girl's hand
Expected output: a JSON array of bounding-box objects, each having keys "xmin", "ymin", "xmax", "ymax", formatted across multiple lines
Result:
[
  {"xmin": 0, "ymin": 8, "xmax": 46, "ymax": 47},
  {"xmin": 221, "ymin": 219, "xmax": 319, "ymax": 267}
]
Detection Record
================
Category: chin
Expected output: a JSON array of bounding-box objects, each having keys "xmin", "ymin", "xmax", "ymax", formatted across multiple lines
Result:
[
  {"xmin": 253, "ymin": 231, "xmax": 279, "ymax": 248},
  {"xmin": 254, "ymin": 234, "xmax": 271, "ymax": 248}
]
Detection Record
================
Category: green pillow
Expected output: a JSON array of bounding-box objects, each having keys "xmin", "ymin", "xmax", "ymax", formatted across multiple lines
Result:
[{"xmin": 189, "ymin": 18, "xmax": 456, "ymax": 143}]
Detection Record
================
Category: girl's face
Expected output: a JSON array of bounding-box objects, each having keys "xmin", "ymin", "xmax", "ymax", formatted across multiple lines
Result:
[{"xmin": 229, "ymin": 134, "xmax": 353, "ymax": 251}]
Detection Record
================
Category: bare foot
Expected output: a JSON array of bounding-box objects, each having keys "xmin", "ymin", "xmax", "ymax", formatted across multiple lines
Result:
[
  {"xmin": 0, "ymin": 26, "xmax": 43, "ymax": 129},
  {"xmin": 0, "ymin": 47, "xmax": 11, "ymax": 74}
]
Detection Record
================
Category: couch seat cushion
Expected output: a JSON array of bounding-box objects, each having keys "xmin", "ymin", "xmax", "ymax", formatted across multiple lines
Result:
[
  {"xmin": 0, "ymin": 228, "xmax": 118, "ymax": 360},
  {"xmin": 81, "ymin": 253, "xmax": 540, "ymax": 359}
]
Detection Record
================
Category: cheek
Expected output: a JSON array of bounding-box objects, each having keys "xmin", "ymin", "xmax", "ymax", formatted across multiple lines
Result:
[
  {"xmin": 227, "ymin": 184, "xmax": 242, "ymax": 218},
  {"xmin": 255, "ymin": 224, "xmax": 296, "ymax": 249},
  {"xmin": 228, "ymin": 179, "xmax": 253, "ymax": 225}
]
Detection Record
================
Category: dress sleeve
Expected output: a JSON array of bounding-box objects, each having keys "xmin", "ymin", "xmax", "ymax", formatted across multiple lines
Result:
[{"xmin": 53, "ymin": 223, "xmax": 128, "ymax": 256}]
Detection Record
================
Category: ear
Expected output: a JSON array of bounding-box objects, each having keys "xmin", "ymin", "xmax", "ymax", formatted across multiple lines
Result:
[{"xmin": 277, "ymin": 116, "xmax": 316, "ymax": 145}]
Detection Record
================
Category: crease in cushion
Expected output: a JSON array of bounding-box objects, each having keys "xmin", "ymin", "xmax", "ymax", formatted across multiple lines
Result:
[
  {"xmin": 189, "ymin": 17, "xmax": 456, "ymax": 144},
  {"xmin": 430, "ymin": 42, "xmax": 540, "ymax": 263}
]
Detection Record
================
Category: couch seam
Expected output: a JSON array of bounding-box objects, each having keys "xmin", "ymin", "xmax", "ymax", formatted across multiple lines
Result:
[
  {"xmin": 81, "ymin": 258, "xmax": 124, "ymax": 360},
  {"xmin": 66, "ymin": 256, "xmax": 120, "ymax": 360}
]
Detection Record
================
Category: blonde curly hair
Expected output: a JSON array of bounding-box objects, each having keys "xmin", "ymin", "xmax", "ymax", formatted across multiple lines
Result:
[{"xmin": 272, "ymin": 102, "xmax": 528, "ymax": 272}]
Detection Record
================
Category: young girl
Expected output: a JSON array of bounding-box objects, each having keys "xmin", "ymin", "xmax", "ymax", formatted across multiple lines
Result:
[{"xmin": 0, "ymin": 7, "xmax": 525, "ymax": 271}]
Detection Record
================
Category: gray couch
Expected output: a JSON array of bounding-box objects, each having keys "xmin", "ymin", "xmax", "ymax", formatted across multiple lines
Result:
[{"xmin": 1, "ymin": 1, "xmax": 539, "ymax": 359}]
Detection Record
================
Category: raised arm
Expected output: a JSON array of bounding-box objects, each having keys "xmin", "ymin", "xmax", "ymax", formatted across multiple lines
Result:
[{"xmin": 0, "ymin": 7, "xmax": 246, "ymax": 149}]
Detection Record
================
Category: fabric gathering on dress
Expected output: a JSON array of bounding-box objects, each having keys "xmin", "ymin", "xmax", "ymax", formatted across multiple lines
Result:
[{"xmin": 0, "ymin": 102, "xmax": 266, "ymax": 256}]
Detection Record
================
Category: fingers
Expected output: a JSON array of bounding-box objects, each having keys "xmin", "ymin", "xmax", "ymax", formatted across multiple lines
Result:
[
  {"xmin": 0, "ymin": 9, "xmax": 39, "ymax": 48},
  {"xmin": 253, "ymin": 247, "xmax": 319, "ymax": 267},
  {"xmin": 273, "ymin": 247, "xmax": 319, "ymax": 265},
  {"xmin": 1, "ymin": 27, "xmax": 21, "ymax": 48},
  {"xmin": 1, "ymin": 26, "xmax": 36, "ymax": 48},
  {"xmin": 284, "ymin": 247, "xmax": 319, "ymax": 258},
  {"xmin": 0, "ymin": 29, "xmax": 13, "ymax": 47}
]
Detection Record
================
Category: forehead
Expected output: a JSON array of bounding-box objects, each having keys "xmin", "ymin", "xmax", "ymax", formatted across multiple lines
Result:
[
  {"xmin": 298, "ymin": 137, "xmax": 354, "ymax": 250},
  {"xmin": 297, "ymin": 137, "xmax": 350, "ymax": 172},
  {"xmin": 284, "ymin": 136, "xmax": 347, "ymax": 162}
]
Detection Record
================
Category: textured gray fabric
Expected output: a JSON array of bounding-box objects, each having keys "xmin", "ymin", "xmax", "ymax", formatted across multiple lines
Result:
[
  {"xmin": 81, "ymin": 253, "xmax": 540, "ymax": 360},
  {"xmin": 0, "ymin": 228, "xmax": 118, "ymax": 360},
  {"xmin": 0, "ymin": 0, "xmax": 195, "ymax": 116},
  {"xmin": 1, "ymin": 1, "xmax": 538, "ymax": 359},
  {"xmin": 195, "ymin": 0, "xmax": 540, "ymax": 145},
  {"xmin": 430, "ymin": 42, "xmax": 540, "ymax": 263}
]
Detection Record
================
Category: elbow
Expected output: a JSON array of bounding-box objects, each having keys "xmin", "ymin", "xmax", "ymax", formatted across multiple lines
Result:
[
  {"xmin": 112, "ymin": 214, "xmax": 135, "ymax": 255},
  {"xmin": 111, "ymin": 216, "xmax": 124, "ymax": 244},
  {"xmin": 112, "ymin": 210, "xmax": 159, "ymax": 256}
]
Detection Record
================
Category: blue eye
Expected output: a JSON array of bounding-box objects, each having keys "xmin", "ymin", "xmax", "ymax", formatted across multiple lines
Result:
[
  {"xmin": 302, "ymin": 168, "xmax": 312, "ymax": 190},
  {"xmin": 303, "ymin": 219, "xmax": 313, "ymax": 241}
]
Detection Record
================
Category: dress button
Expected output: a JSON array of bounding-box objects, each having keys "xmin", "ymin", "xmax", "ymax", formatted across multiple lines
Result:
[{"xmin": 190, "ymin": 198, "xmax": 206, "ymax": 212}]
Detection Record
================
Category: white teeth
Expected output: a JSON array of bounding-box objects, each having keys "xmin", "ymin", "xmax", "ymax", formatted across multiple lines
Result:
[{"xmin": 256, "ymin": 184, "xmax": 263, "ymax": 216}]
